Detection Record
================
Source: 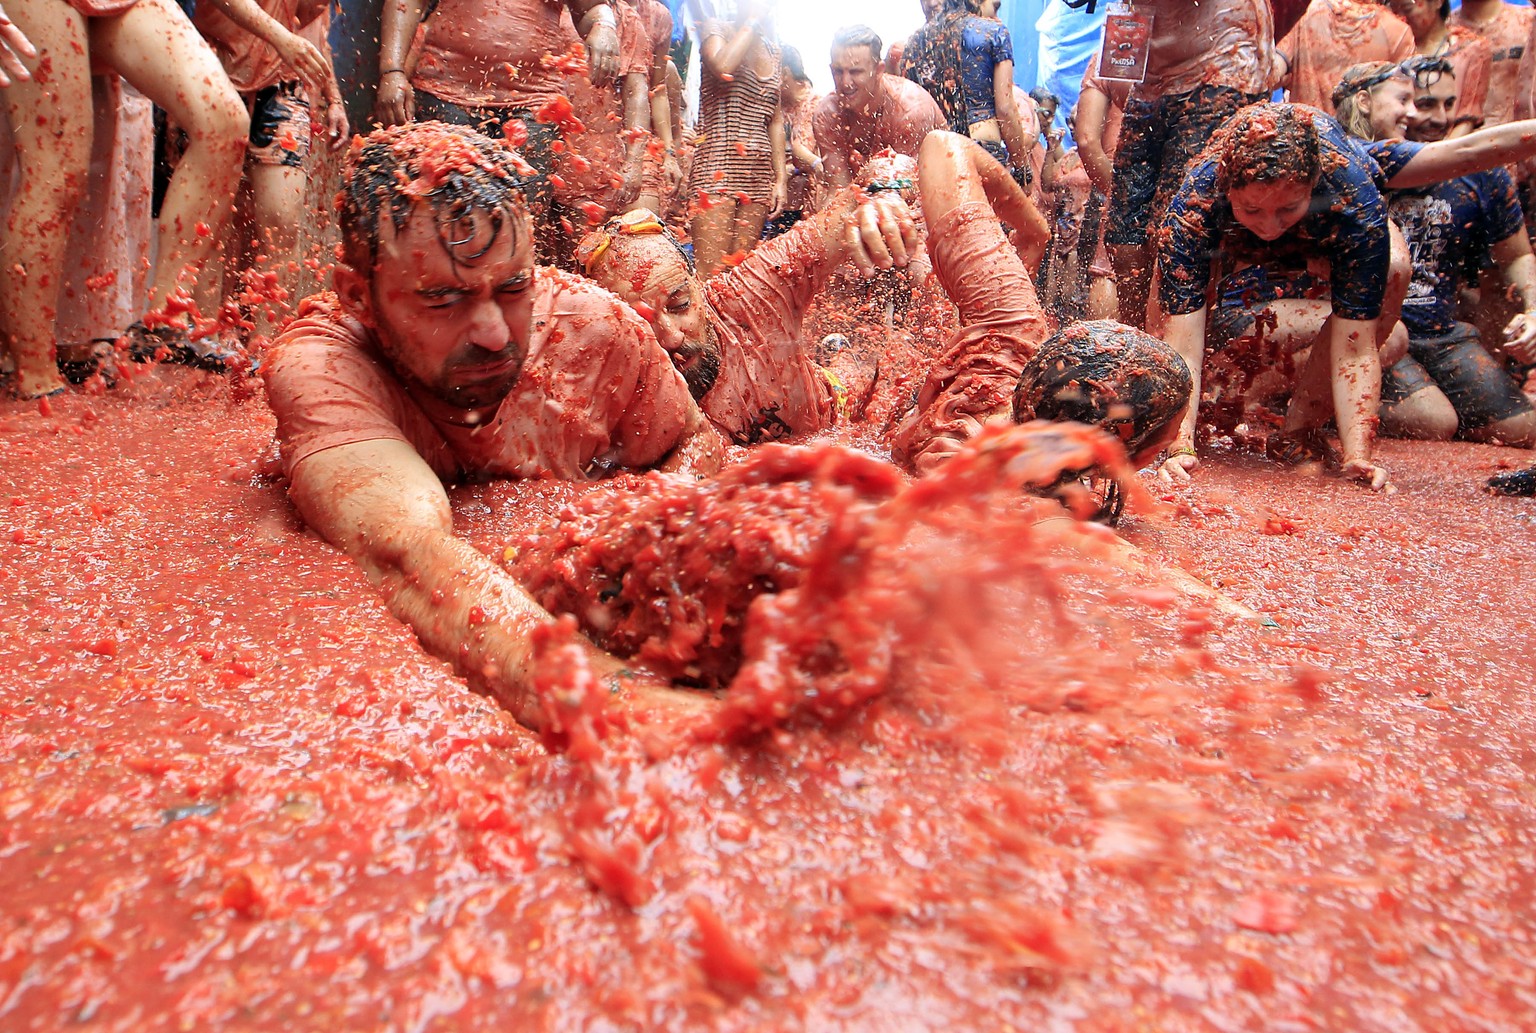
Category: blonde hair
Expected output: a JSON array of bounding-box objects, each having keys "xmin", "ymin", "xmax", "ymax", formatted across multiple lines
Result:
[{"xmin": 1332, "ymin": 61, "xmax": 1411, "ymax": 140}]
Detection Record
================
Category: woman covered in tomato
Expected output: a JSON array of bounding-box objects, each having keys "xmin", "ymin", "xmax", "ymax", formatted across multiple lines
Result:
[{"xmin": 1154, "ymin": 102, "xmax": 1411, "ymax": 491}]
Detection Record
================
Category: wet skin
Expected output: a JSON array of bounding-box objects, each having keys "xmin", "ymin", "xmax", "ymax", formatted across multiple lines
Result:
[
  {"xmin": 338, "ymin": 206, "xmax": 537, "ymax": 417},
  {"xmin": 830, "ymin": 44, "xmax": 881, "ymax": 116},
  {"xmin": 589, "ymin": 235, "xmax": 723, "ymax": 401},
  {"xmin": 1227, "ymin": 179, "xmax": 1314, "ymax": 241}
]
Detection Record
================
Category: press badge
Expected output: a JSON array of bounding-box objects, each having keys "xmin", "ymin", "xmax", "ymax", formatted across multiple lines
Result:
[{"xmin": 1099, "ymin": 3, "xmax": 1154, "ymax": 83}]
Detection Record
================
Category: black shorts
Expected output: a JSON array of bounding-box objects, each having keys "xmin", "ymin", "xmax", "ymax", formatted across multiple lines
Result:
[
  {"xmin": 247, "ymin": 81, "xmax": 311, "ymax": 168},
  {"xmin": 411, "ymin": 91, "xmax": 563, "ymax": 245},
  {"xmin": 975, "ymin": 138, "xmax": 1032, "ymax": 192},
  {"xmin": 1381, "ymin": 321, "xmax": 1534, "ymax": 430},
  {"xmin": 1106, "ymin": 85, "xmax": 1263, "ymax": 248}
]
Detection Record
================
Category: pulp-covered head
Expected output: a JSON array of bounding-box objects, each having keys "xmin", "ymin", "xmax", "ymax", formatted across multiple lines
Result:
[
  {"xmin": 1013, "ymin": 320, "xmax": 1192, "ymax": 469},
  {"xmin": 1332, "ymin": 60, "xmax": 1425, "ymax": 141},
  {"xmin": 335, "ymin": 122, "xmax": 539, "ymax": 413},
  {"xmin": 338, "ymin": 121, "xmax": 533, "ymax": 277},
  {"xmin": 1210, "ymin": 104, "xmax": 1324, "ymax": 242},
  {"xmin": 577, "ymin": 209, "xmax": 722, "ymax": 401},
  {"xmin": 856, "ymin": 149, "xmax": 919, "ymax": 204}
]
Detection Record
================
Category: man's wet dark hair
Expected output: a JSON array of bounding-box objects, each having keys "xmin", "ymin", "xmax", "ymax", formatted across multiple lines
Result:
[
  {"xmin": 1028, "ymin": 87, "xmax": 1059, "ymax": 108},
  {"xmin": 1211, "ymin": 103, "xmax": 1324, "ymax": 195},
  {"xmin": 832, "ymin": 25, "xmax": 883, "ymax": 63},
  {"xmin": 339, "ymin": 121, "xmax": 531, "ymax": 274},
  {"xmin": 1013, "ymin": 320, "xmax": 1192, "ymax": 460}
]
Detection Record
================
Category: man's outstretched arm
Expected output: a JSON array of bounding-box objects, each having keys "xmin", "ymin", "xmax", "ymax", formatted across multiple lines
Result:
[{"xmin": 288, "ymin": 439, "xmax": 709, "ymax": 730}]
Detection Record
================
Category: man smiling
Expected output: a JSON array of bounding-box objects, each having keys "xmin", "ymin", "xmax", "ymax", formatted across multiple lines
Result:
[
  {"xmin": 812, "ymin": 24, "xmax": 945, "ymax": 194},
  {"xmin": 262, "ymin": 122, "xmax": 723, "ymax": 729}
]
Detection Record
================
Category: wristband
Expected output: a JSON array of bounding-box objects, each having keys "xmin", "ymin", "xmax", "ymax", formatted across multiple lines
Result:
[
  {"xmin": 381, "ymin": 68, "xmax": 406, "ymax": 77},
  {"xmin": 1167, "ymin": 447, "xmax": 1197, "ymax": 460}
]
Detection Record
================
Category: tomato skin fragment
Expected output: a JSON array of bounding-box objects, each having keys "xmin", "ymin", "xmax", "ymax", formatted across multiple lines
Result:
[{"xmin": 1232, "ymin": 891, "xmax": 1299, "ymax": 934}]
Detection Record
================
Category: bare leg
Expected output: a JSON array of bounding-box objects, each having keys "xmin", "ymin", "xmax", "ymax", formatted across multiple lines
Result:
[
  {"xmin": 1466, "ymin": 410, "xmax": 1536, "ymax": 447},
  {"xmin": 1085, "ymin": 274, "xmax": 1118, "ymax": 321},
  {"xmin": 90, "ymin": 0, "xmax": 248, "ymax": 316},
  {"xmin": 1380, "ymin": 385, "xmax": 1459, "ymax": 440},
  {"xmin": 728, "ymin": 199, "xmax": 769, "ymax": 257},
  {"xmin": 0, "ymin": 0, "xmax": 92, "ymax": 397},
  {"xmin": 245, "ymin": 160, "xmax": 307, "ymax": 338},
  {"xmin": 690, "ymin": 195, "xmax": 738, "ymax": 279}
]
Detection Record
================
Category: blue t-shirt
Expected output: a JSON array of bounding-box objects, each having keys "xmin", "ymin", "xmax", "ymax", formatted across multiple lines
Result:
[
  {"xmin": 1158, "ymin": 110, "xmax": 1394, "ymax": 322},
  {"xmin": 1389, "ymin": 168, "xmax": 1525, "ymax": 337},
  {"xmin": 904, "ymin": 15, "xmax": 1015, "ymax": 131}
]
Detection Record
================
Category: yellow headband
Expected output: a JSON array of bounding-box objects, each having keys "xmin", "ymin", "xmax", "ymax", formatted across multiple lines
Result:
[{"xmin": 581, "ymin": 212, "xmax": 667, "ymax": 275}]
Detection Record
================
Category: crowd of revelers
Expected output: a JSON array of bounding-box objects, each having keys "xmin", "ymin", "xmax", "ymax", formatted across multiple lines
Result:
[{"xmin": 5, "ymin": 0, "xmax": 1536, "ymax": 713}]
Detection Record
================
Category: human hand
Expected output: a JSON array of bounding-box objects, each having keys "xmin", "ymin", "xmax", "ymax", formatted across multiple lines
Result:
[
  {"xmin": 0, "ymin": 4, "xmax": 36, "ymax": 88},
  {"xmin": 585, "ymin": 20, "xmax": 620, "ymax": 86},
  {"xmin": 324, "ymin": 99, "xmax": 350, "ymax": 152},
  {"xmin": 769, "ymin": 177, "xmax": 787, "ymax": 216},
  {"xmin": 1504, "ymin": 311, "xmax": 1536, "ymax": 363},
  {"xmin": 844, "ymin": 192, "xmax": 918, "ymax": 277},
  {"xmin": 273, "ymin": 32, "xmax": 332, "ymax": 103},
  {"xmin": 663, "ymin": 152, "xmax": 683, "ymax": 192},
  {"xmin": 1157, "ymin": 447, "xmax": 1198, "ymax": 484},
  {"xmin": 374, "ymin": 70, "xmax": 413, "ymax": 126},
  {"xmin": 618, "ymin": 153, "xmax": 644, "ymax": 207},
  {"xmin": 1340, "ymin": 457, "xmax": 1393, "ymax": 492}
]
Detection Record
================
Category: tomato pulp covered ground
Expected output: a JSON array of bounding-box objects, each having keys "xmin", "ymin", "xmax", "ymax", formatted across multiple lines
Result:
[{"xmin": 4, "ymin": 369, "xmax": 1536, "ymax": 1031}]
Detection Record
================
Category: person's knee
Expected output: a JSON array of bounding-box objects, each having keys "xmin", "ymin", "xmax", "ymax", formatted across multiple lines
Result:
[
  {"xmin": 1382, "ymin": 389, "xmax": 1458, "ymax": 440},
  {"xmin": 1477, "ymin": 409, "xmax": 1536, "ymax": 448},
  {"xmin": 183, "ymin": 82, "xmax": 250, "ymax": 154}
]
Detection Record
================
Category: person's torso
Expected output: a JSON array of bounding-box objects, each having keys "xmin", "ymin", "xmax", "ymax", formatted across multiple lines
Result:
[
  {"xmin": 1449, "ymin": 3, "xmax": 1533, "ymax": 125},
  {"xmin": 414, "ymin": 0, "xmax": 567, "ymax": 108},
  {"xmin": 1131, "ymin": 0, "xmax": 1271, "ymax": 98},
  {"xmin": 1391, "ymin": 169, "xmax": 1521, "ymax": 336}
]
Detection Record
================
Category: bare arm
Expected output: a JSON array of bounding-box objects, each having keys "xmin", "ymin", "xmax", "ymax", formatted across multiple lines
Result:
[
  {"xmin": 646, "ymin": 7, "xmax": 675, "ymax": 152},
  {"xmin": 203, "ymin": 0, "xmax": 335, "ymax": 101},
  {"xmin": 1076, "ymin": 85, "xmax": 1114, "ymax": 196},
  {"xmin": 1328, "ymin": 316, "xmax": 1385, "ymax": 487},
  {"xmin": 815, "ymin": 115, "xmax": 854, "ymax": 195},
  {"xmin": 655, "ymin": 403, "xmax": 726, "ymax": 475},
  {"xmin": 289, "ymin": 440, "xmax": 708, "ymax": 729},
  {"xmin": 566, "ymin": 0, "xmax": 620, "ymax": 85},
  {"xmin": 375, "ymin": 0, "xmax": 427, "ymax": 125},
  {"xmin": 1386, "ymin": 119, "xmax": 1536, "ymax": 190},
  {"xmin": 767, "ymin": 105, "xmax": 787, "ymax": 214},
  {"xmin": 1156, "ymin": 307, "xmax": 1207, "ymax": 484},
  {"xmin": 993, "ymin": 60, "xmax": 1030, "ymax": 169},
  {"xmin": 1493, "ymin": 230, "xmax": 1536, "ymax": 361},
  {"xmin": 698, "ymin": 13, "xmax": 761, "ymax": 78},
  {"xmin": 618, "ymin": 71, "xmax": 650, "ymax": 206}
]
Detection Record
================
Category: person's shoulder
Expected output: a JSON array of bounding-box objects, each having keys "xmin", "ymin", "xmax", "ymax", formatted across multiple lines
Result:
[
  {"xmin": 891, "ymin": 73, "xmax": 943, "ymax": 114},
  {"xmin": 1358, "ymin": 136, "xmax": 1420, "ymax": 183},
  {"xmin": 813, "ymin": 93, "xmax": 841, "ymax": 127},
  {"xmin": 970, "ymin": 14, "xmax": 1010, "ymax": 39},
  {"xmin": 266, "ymin": 292, "xmax": 372, "ymax": 368},
  {"xmin": 537, "ymin": 267, "xmax": 651, "ymax": 337},
  {"xmin": 1465, "ymin": 164, "xmax": 1519, "ymax": 202}
]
